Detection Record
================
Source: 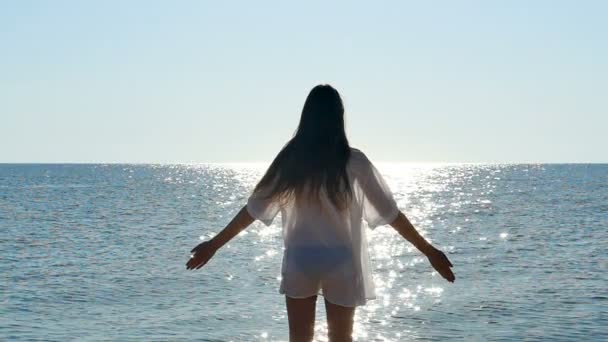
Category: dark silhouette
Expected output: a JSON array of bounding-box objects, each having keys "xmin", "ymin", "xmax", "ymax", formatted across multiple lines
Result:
[
  {"xmin": 254, "ymin": 85, "xmax": 353, "ymax": 210},
  {"xmin": 187, "ymin": 84, "xmax": 455, "ymax": 342}
]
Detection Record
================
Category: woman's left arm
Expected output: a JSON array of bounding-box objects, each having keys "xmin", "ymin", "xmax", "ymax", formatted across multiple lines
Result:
[{"xmin": 186, "ymin": 205, "xmax": 255, "ymax": 270}]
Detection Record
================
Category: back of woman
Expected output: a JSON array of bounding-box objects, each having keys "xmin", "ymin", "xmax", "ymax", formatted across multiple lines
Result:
[
  {"xmin": 187, "ymin": 84, "xmax": 455, "ymax": 342},
  {"xmin": 247, "ymin": 146, "xmax": 402, "ymax": 308}
]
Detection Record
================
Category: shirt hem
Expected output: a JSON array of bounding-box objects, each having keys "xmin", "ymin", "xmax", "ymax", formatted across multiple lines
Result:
[
  {"xmin": 368, "ymin": 206, "xmax": 400, "ymax": 230},
  {"xmin": 246, "ymin": 203, "xmax": 274, "ymax": 226},
  {"xmin": 279, "ymin": 288, "xmax": 374, "ymax": 308}
]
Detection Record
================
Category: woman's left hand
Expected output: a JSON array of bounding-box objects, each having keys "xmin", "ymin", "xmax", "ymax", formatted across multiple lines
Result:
[
  {"xmin": 186, "ymin": 240, "xmax": 217, "ymax": 270},
  {"xmin": 426, "ymin": 247, "xmax": 455, "ymax": 283}
]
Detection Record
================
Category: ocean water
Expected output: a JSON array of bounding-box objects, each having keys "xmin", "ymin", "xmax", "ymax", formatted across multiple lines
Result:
[{"xmin": 1, "ymin": 163, "xmax": 607, "ymax": 341}]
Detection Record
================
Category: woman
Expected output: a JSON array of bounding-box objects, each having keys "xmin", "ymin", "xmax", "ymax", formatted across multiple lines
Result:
[{"xmin": 186, "ymin": 84, "xmax": 455, "ymax": 341}]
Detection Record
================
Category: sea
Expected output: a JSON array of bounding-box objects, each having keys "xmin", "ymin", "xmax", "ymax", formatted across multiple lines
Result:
[{"xmin": 1, "ymin": 163, "xmax": 606, "ymax": 341}]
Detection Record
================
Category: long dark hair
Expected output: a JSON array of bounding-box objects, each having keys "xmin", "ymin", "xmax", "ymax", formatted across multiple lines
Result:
[{"xmin": 253, "ymin": 84, "xmax": 353, "ymax": 209}]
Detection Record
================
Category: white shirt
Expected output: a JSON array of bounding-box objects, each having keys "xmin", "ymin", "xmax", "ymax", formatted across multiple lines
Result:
[{"xmin": 246, "ymin": 147, "xmax": 399, "ymax": 307}]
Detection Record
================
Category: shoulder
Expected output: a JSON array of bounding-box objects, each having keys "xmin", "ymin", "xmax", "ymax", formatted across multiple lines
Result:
[
  {"xmin": 347, "ymin": 147, "xmax": 373, "ymax": 174},
  {"xmin": 349, "ymin": 147, "xmax": 371, "ymax": 163},
  {"xmin": 348, "ymin": 147, "xmax": 366, "ymax": 159}
]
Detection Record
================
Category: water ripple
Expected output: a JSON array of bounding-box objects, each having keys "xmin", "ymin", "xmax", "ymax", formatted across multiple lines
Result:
[{"xmin": 1, "ymin": 164, "xmax": 606, "ymax": 341}]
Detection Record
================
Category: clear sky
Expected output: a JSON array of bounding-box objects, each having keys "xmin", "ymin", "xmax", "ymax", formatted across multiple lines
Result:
[{"xmin": 1, "ymin": 1, "xmax": 606, "ymax": 163}]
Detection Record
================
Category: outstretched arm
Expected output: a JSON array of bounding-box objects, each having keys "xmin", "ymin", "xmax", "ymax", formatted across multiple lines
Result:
[
  {"xmin": 356, "ymin": 156, "xmax": 455, "ymax": 282},
  {"xmin": 389, "ymin": 211, "xmax": 455, "ymax": 283},
  {"xmin": 209, "ymin": 205, "xmax": 255, "ymax": 250},
  {"xmin": 186, "ymin": 205, "xmax": 254, "ymax": 270}
]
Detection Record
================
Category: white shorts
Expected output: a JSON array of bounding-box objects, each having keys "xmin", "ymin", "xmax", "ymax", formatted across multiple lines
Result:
[{"xmin": 278, "ymin": 245, "xmax": 363, "ymax": 307}]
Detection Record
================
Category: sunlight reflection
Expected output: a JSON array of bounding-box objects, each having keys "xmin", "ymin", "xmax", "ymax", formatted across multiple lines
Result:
[
  {"xmin": 193, "ymin": 162, "xmax": 472, "ymax": 340},
  {"xmin": 423, "ymin": 286, "xmax": 444, "ymax": 296}
]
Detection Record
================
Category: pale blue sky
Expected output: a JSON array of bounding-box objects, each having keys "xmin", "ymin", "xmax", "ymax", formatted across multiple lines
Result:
[{"xmin": 1, "ymin": 1, "xmax": 606, "ymax": 163}]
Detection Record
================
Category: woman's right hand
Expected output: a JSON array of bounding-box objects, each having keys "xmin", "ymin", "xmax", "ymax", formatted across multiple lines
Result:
[
  {"xmin": 186, "ymin": 240, "xmax": 217, "ymax": 270},
  {"xmin": 426, "ymin": 247, "xmax": 455, "ymax": 283}
]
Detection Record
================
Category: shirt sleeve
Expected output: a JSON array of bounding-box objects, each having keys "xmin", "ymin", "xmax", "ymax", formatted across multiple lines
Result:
[
  {"xmin": 246, "ymin": 184, "xmax": 281, "ymax": 227},
  {"xmin": 359, "ymin": 157, "xmax": 400, "ymax": 230}
]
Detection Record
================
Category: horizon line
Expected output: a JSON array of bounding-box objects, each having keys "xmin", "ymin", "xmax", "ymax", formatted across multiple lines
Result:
[{"xmin": 1, "ymin": 161, "xmax": 606, "ymax": 165}]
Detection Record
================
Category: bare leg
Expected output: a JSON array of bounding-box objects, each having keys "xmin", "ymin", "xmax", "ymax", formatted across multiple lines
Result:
[
  {"xmin": 324, "ymin": 298, "xmax": 355, "ymax": 342},
  {"xmin": 286, "ymin": 295, "xmax": 317, "ymax": 342}
]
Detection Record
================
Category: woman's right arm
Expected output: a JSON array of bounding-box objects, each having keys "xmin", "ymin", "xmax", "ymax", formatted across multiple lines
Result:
[
  {"xmin": 389, "ymin": 211, "xmax": 456, "ymax": 283},
  {"xmin": 355, "ymin": 150, "xmax": 455, "ymax": 282},
  {"xmin": 186, "ymin": 205, "xmax": 254, "ymax": 270}
]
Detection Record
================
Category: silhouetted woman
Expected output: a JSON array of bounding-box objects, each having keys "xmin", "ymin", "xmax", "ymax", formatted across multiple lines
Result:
[{"xmin": 186, "ymin": 84, "xmax": 455, "ymax": 341}]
